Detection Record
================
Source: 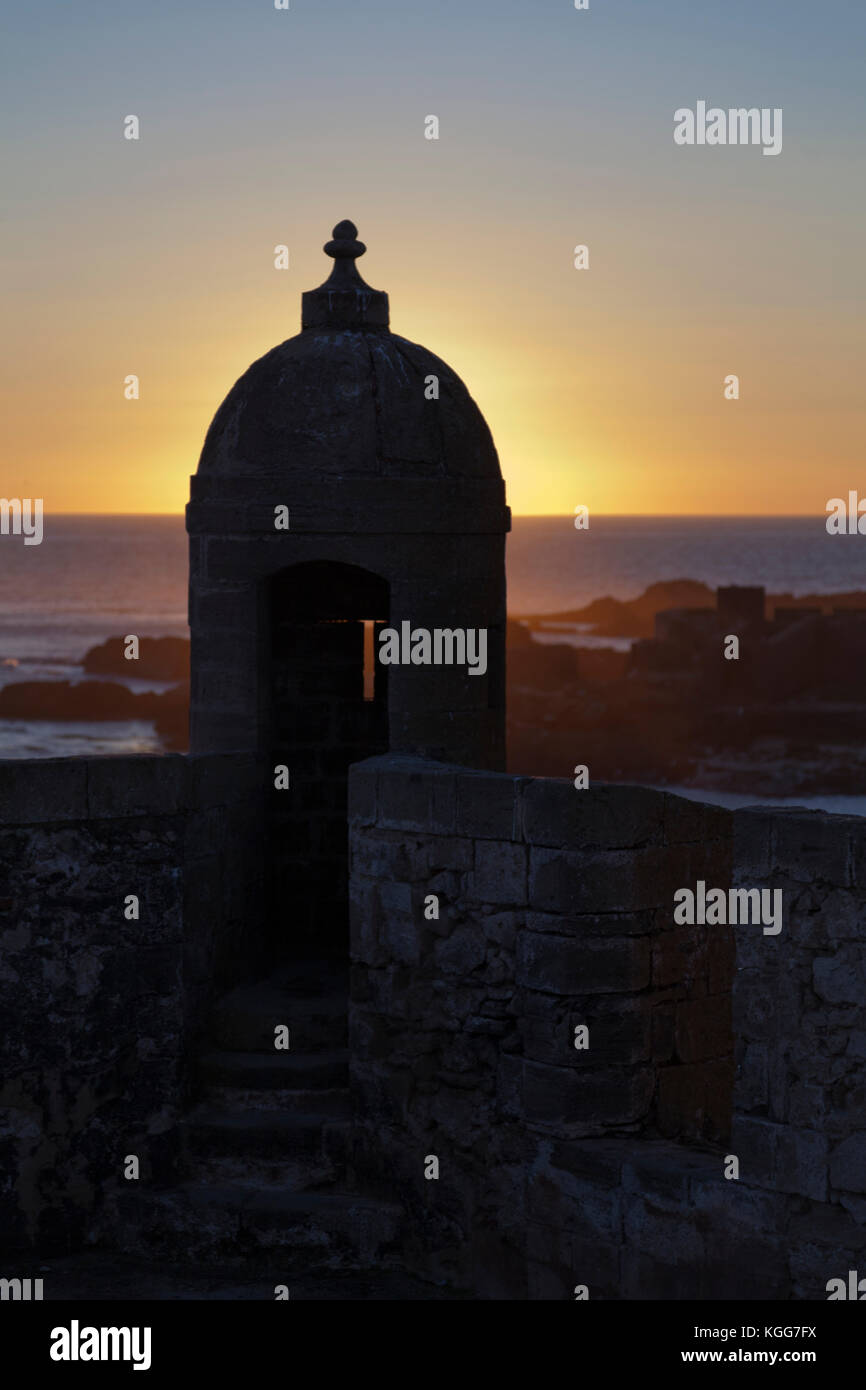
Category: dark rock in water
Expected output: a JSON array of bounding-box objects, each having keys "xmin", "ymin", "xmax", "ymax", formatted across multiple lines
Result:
[
  {"xmin": 522, "ymin": 580, "xmax": 866, "ymax": 641},
  {"xmin": 0, "ymin": 680, "xmax": 141, "ymax": 720},
  {"xmin": 83, "ymin": 635, "xmax": 190, "ymax": 681},
  {"xmin": 0, "ymin": 678, "xmax": 191, "ymax": 751},
  {"xmin": 523, "ymin": 580, "xmax": 716, "ymax": 639}
]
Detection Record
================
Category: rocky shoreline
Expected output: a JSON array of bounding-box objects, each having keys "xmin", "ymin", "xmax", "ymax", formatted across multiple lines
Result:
[
  {"xmin": 520, "ymin": 579, "xmax": 866, "ymax": 639},
  {"xmin": 0, "ymin": 637, "xmax": 190, "ymax": 749},
  {"xmin": 509, "ymin": 579, "xmax": 866, "ymax": 798},
  {"xmin": 3, "ymin": 582, "xmax": 866, "ymax": 794}
]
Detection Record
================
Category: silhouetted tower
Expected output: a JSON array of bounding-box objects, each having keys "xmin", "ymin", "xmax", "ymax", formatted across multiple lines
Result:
[{"xmin": 186, "ymin": 221, "xmax": 509, "ymax": 954}]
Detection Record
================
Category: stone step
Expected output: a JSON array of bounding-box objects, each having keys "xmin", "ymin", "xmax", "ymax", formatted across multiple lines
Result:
[
  {"xmin": 210, "ymin": 984, "xmax": 347, "ymax": 1052},
  {"xmin": 200, "ymin": 1049, "xmax": 348, "ymax": 1093},
  {"xmin": 188, "ymin": 1152, "xmax": 342, "ymax": 1190},
  {"xmin": 203, "ymin": 1084, "xmax": 350, "ymax": 1115},
  {"xmin": 112, "ymin": 1184, "xmax": 402, "ymax": 1269},
  {"xmin": 180, "ymin": 1105, "xmax": 350, "ymax": 1165}
]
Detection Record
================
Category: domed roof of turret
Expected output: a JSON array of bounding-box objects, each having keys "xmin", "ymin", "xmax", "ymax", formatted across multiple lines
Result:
[{"xmin": 197, "ymin": 221, "xmax": 500, "ymax": 481}]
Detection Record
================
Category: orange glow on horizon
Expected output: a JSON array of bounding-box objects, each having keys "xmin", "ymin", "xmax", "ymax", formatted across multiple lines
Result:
[{"xmin": 4, "ymin": 234, "xmax": 861, "ymax": 520}]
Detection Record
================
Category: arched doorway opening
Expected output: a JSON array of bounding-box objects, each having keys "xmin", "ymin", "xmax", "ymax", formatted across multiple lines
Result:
[{"xmin": 264, "ymin": 561, "xmax": 390, "ymax": 965}]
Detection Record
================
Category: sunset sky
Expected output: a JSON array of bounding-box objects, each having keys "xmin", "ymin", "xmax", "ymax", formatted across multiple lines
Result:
[{"xmin": 3, "ymin": 0, "xmax": 864, "ymax": 517}]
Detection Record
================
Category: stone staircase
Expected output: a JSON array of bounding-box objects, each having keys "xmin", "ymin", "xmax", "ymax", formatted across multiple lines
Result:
[{"xmin": 109, "ymin": 963, "xmax": 402, "ymax": 1277}]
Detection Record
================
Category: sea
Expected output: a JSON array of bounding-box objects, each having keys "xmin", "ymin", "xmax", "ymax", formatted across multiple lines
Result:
[{"xmin": 1, "ymin": 514, "xmax": 864, "ymax": 814}]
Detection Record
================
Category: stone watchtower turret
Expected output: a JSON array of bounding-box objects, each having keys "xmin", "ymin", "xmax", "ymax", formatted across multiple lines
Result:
[{"xmin": 186, "ymin": 221, "xmax": 510, "ymax": 955}]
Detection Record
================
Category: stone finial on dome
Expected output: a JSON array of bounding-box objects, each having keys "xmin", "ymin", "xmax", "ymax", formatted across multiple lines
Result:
[
  {"xmin": 301, "ymin": 219, "xmax": 390, "ymax": 332},
  {"xmin": 324, "ymin": 219, "xmax": 367, "ymax": 262}
]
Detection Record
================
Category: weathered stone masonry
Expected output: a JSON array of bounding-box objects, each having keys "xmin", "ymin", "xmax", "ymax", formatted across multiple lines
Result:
[
  {"xmin": 2, "ymin": 749, "xmax": 864, "ymax": 1296},
  {"xmin": 348, "ymin": 756, "xmax": 866, "ymax": 1298},
  {"xmin": 0, "ymin": 753, "xmax": 265, "ymax": 1254}
]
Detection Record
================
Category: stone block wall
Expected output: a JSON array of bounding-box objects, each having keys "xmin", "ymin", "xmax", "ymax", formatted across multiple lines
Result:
[
  {"xmin": 347, "ymin": 755, "xmax": 734, "ymax": 1295},
  {"xmin": 730, "ymin": 807, "xmax": 866, "ymax": 1282},
  {"xmin": 553, "ymin": 808, "xmax": 866, "ymax": 1301},
  {"xmin": 0, "ymin": 753, "xmax": 264, "ymax": 1254},
  {"xmin": 348, "ymin": 757, "xmax": 866, "ymax": 1298}
]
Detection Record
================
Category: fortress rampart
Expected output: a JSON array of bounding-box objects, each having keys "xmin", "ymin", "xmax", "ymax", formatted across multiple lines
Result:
[
  {"xmin": 348, "ymin": 757, "xmax": 866, "ymax": 1298},
  {"xmin": 0, "ymin": 753, "xmax": 264, "ymax": 1252},
  {"xmin": 2, "ymin": 750, "xmax": 864, "ymax": 1296}
]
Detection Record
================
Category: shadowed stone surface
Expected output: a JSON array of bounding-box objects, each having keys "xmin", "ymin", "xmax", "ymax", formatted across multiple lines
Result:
[
  {"xmin": 198, "ymin": 332, "xmax": 500, "ymax": 482},
  {"xmin": 348, "ymin": 756, "xmax": 866, "ymax": 1298}
]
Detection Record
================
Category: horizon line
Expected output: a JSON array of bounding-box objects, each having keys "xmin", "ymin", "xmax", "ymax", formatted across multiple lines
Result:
[{"xmin": 36, "ymin": 511, "xmax": 832, "ymax": 521}]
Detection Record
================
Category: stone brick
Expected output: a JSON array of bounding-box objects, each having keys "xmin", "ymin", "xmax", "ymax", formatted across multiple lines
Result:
[
  {"xmin": 520, "ymin": 996, "xmax": 650, "ymax": 1068},
  {"xmin": 350, "ymin": 831, "xmax": 417, "ymax": 881},
  {"xmin": 377, "ymin": 770, "xmax": 436, "ymax": 831},
  {"xmin": 548, "ymin": 1137, "xmax": 633, "ymax": 1188},
  {"xmin": 773, "ymin": 811, "xmax": 853, "ymax": 887},
  {"xmin": 829, "ymin": 1134, "xmax": 866, "ymax": 1193},
  {"xmin": 736, "ymin": 1042, "xmax": 769, "ymax": 1112},
  {"xmin": 622, "ymin": 1194, "xmax": 705, "ymax": 1272},
  {"xmin": 87, "ymin": 756, "xmax": 189, "ymax": 818},
  {"xmin": 664, "ymin": 793, "xmax": 732, "ymax": 848},
  {"xmin": 851, "ymin": 827, "xmax": 866, "ymax": 891},
  {"xmin": 777, "ymin": 1128, "xmax": 828, "ymax": 1202},
  {"xmin": 496, "ymin": 1054, "xmax": 523, "ymax": 1118},
  {"xmin": 522, "ymin": 780, "xmax": 664, "ymax": 850},
  {"xmin": 786, "ymin": 1081, "xmax": 825, "ymax": 1129},
  {"xmin": 733, "ymin": 968, "xmax": 777, "ymax": 1043},
  {"xmin": 729, "ymin": 1116, "xmax": 780, "ymax": 1188},
  {"xmin": 529, "ymin": 848, "xmax": 647, "ymax": 914},
  {"xmin": 349, "ymin": 880, "xmax": 382, "ymax": 966},
  {"xmin": 421, "ymin": 870, "xmax": 459, "ymax": 903},
  {"xmin": 434, "ymin": 925, "xmax": 487, "ymax": 977},
  {"xmin": 813, "ymin": 946, "xmax": 866, "ymax": 1005},
  {"xmin": 652, "ymin": 927, "xmax": 707, "ymax": 991},
  {"xmin": 572, "ymin": 1001, "xmax": 651, "ymax": 1067},
  {"xmin": 377, "ymin": 882, "xmax": 418, "ymax": 965},
  {"xmin": 526, "ymin": 909, "xmax": 654, "ymax": 938},
  {"xmin": 472, "ymin": 840, "xmax": 527, "ymax": 904},
  {"xmin": 0, "ymin": 759, "xmax": 89, "ymax": 824},
  {"xmin": 822, "ymin": 888, "xmax": 866, "ymax": 941},
  {"xmin": 733, "ymin": 808, "xmax": 774, "ymax": 880},
  {"xmin": 708, "ymin": 929, "xmax": 735, "ymax": 993},
  {"xmin": 429, "ymin": 773, "xmax": 458, "ymax": 836},
  {"xmin": 455, "ymin": 770, "xmax": 523, "ymax": 841},
  {"xmin": 523, "ymin": 1059, "xmax": 655, "ymax": 1132},
  {"xmin": 690, "ymin": 1169, "xmax": 785, "ymax": 1230},
  {"xmin": 480, "ymin": 911, "xmax": 519, "ymax": 950},
  {"xmin": 634, "ymin": 844, "xmax": 696, "ymax": 907},
  {"xmin": 657, "ymin": 1064, "xmax": 711, "ymax": 1141},
  {"xmin": 517, "ymin": 932, "xmax": 649, "ymax": 996},
  {"xmin": 675, "ymin": 995, "xmax": 732, "ymax": 1064},
  {"xmin": 528, "ymin": 1155, "xmax": 623, "ymax": 1241},
  {"xmin": 651, "ymin": 1003, "xmax": 676, "ymax": 1061},
  {"xmin": 623, "ymin": 1143, "xmax": 717, "ymax": 1209},
  {"xmin": 424, "ymin": 836, "xmax": 473, "ymax": 872},
  {"xmin": 689, "ymin": 1178, "xmax": 789, "ymax": 1297}
]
